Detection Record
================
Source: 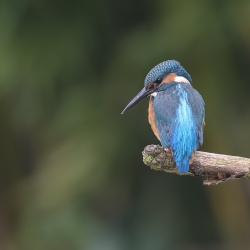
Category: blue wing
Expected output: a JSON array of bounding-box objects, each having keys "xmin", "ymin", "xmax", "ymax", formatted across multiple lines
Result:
[{"xmin": 153, "ymin": 83, "xmax": 205, "ymax": 173}]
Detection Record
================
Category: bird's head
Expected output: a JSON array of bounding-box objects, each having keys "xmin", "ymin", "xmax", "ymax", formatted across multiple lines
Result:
[{"xmin": 121, "ymin": 60, "xmax": 192, "ymax": 114}]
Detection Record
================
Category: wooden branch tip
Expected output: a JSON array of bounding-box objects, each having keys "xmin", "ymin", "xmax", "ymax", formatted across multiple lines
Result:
[{"xmin": 142, "ymin": 145, "xmax": 250, "ymax": 185}]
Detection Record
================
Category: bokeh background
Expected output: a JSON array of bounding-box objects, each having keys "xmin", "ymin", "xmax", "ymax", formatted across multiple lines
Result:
[{"xmin": 1, "ymin": 0, "xmax": 250, "ymax": 249}]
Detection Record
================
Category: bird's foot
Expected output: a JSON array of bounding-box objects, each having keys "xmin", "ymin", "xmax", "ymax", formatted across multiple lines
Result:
[{"xmin": 164, "ymin": 147, "xmax": 173, "ymax": 156}]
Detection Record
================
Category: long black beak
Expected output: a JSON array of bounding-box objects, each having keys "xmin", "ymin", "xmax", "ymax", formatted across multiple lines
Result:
[{"xmin": 121, "ymin": 87, "xmax": 155, "ymax": 114}]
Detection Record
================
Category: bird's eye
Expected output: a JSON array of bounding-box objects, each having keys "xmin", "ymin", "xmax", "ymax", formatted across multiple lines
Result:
[
  {"xmin": 154, "ymin": 78, "xmax": 162, "ymax": 84},
  {"xmin": 147, "ymin": 78, "xmax": 162, "ymax": 90},
  {"xmin": 147, "ymin": 83, "xmax": 157, "ymax": 89}
]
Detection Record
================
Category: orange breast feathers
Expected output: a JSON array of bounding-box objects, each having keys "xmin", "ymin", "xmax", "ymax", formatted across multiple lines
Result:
[{"xmin": 148, "ymin": 99, "xmax": 160, "ymax": 140}]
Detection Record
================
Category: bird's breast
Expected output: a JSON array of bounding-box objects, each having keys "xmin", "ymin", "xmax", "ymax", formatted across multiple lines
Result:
[{"xmin": 148, "ymin": 97, "xmax": 160, "ymax": 140}]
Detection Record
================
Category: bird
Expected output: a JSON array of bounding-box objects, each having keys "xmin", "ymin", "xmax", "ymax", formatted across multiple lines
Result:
[{"xmin": 121, "ymin": 60, "xmax": 205, "ymax": 173}]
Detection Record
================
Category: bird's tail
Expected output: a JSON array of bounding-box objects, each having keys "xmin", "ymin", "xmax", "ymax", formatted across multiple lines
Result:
[
  {"xmin": 174, "ymin": 152, "xmax": 191, "ymax": 173},
  {"xmin": 176, "ymin": 159, "xmax": 189, "ymax": 173}
]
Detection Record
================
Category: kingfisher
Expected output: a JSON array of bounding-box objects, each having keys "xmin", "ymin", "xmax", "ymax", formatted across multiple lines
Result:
[{"xmin": 121, "ymin": 60, "xmax": 205, "ymax": 173}]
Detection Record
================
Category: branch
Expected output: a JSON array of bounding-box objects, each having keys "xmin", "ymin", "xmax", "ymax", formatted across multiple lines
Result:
[{"xmin": 142, "ymin": 145, "xmax": 250, "ymax": 185}]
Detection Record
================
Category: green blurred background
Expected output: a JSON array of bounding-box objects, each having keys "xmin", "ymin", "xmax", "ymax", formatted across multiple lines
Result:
[{"xmin": 1, "ymin": 0, "xmax": 250, "ymax": 249}]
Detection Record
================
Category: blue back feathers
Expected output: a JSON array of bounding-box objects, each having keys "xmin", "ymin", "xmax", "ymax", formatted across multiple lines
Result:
[{"xmin": 152, "ymin": 83, "xmax": 204, "ymax": 173}]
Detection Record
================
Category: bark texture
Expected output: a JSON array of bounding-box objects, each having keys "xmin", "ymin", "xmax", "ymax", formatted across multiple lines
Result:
[{"xmin": 142, "ymin": 145, "xmax": 250, "ymax": 185}]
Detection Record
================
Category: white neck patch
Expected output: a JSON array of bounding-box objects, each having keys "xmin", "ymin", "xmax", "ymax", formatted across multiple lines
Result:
[
  {"xmin": 151, "ymin": 92, "xmax": 157, "ymax": 97},
  {"xmin": 174, "ymin": 76, "xmax": 190, "ymax": 84}
]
